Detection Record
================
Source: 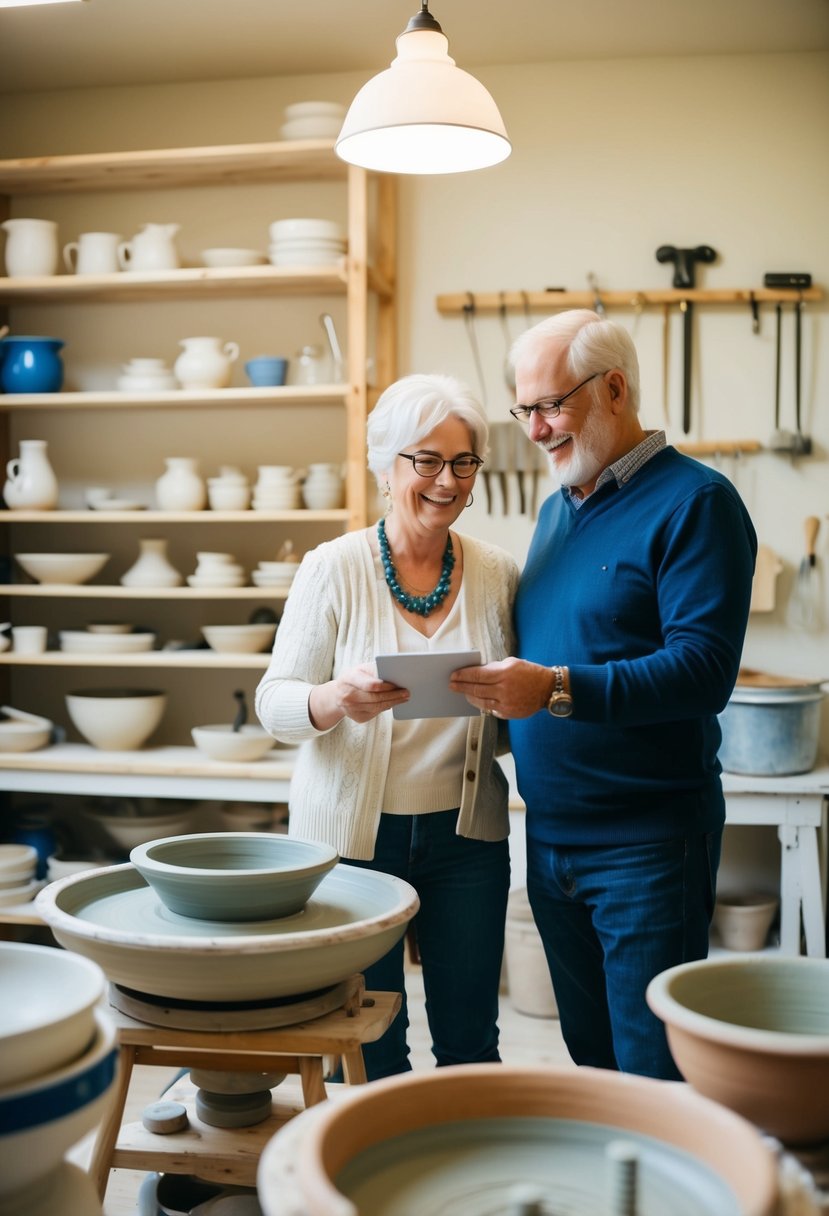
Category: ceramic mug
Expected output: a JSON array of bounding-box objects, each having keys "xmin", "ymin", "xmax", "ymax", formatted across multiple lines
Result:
[
  {"xmin": 12, "ymin": 625, "xmax": 47, "ymax": 655},
  {"xmin": 245, "ymin": 356, "xmax": 288, "ymax": 387},
  {"xmin": 63, "ymin": 232, "xmax": 122, "ymax": 276}
]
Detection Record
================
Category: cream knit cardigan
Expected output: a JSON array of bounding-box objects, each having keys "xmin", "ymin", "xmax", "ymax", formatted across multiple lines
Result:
[{"xmin": 255, "ymin": 528, "xmax": 520, "ymax": 860}]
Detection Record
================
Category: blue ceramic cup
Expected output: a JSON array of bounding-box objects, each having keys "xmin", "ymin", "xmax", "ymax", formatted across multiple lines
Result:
[{"xmin": 244, "ymin": 356, "xmax": 288, "ymax": 387}]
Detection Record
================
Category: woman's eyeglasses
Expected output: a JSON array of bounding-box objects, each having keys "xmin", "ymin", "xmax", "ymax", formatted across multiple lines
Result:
[
  {"xmin": 510, "ymin": 371, "xmax": 608, "ymax": 422},
  {"xmin": 398, "ymin": 452, "xmax": 483, "ymax": 479}
]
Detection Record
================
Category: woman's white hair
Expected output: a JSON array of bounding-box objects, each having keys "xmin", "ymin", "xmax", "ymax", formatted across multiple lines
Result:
[
  {"xmin": 510, "ymin": 309, "xmax": 641, "ymax": 413},
  {"xmin": 366, "ymin": 373, "xmax": 489, "ymax": 482}
]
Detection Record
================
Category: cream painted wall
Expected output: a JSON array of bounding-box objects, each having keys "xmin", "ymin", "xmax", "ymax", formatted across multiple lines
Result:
[{"xmin": 2, "ymin": 50, "xmax": 828, "ymax": 767}]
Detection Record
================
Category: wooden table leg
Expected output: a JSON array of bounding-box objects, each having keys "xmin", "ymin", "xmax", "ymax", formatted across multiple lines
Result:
[
  {"xmin": 341, "ymin": 1049, "xmax": 367, "ymax": 1085},
  {"xmin": 298, "ymin": 1056, "xmax": 327, "ymax": 1107},
  {"xmin": 90, "ymin": 1044, "xmax": 136, "ymax": 1201}
]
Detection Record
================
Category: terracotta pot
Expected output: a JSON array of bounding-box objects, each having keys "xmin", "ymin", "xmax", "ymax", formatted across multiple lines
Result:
[{"xmin": 269, "ymin": 1064, "xmax": 779, "ymax": 1216}]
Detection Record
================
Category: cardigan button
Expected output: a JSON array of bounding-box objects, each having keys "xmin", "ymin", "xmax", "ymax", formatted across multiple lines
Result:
[
  {"xmin": 466, "ymin": 769, "xmax": 476, "ymax": 781},
  {"xmin": 470, "ymin": 739, "xmax": 478, "ymax": 751}
]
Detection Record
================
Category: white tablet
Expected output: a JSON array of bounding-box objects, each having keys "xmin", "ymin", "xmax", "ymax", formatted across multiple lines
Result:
[{"xmin": 375, "ymin": 650, "xmax": 481, "ymax": 720}]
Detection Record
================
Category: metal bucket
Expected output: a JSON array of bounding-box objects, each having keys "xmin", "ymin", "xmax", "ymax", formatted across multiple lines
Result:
[{"xmin": 718, "ymin": 684, "xmax": 824, "ymax": 776}]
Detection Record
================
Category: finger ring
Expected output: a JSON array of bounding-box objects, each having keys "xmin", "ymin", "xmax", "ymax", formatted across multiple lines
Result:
[{"xmin": 481, "ymin": 707, "xmax": 492, "ymax": 717}]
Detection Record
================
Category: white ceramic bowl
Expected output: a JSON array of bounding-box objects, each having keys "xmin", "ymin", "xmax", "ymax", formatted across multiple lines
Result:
[
  {"xmin": 187, "ymin": 574, "xmax": 245, "ymax": 589},
  {"xmin": 130, "ymin": 832, "xmax": 339, "ymax": 921},
  {"xmin": 86, "ymin": 622, "xmax": 133, "ymax": 634},
  {"xmin": 0, "ymin": 941, "xmax": 106, "ymax": 1088},
  {"xmin": 191, "ymin": 724, "xmax": 276, "ymax": 762},
  {"xmin": 0, "ymin": 708, "xmax": 52, "ymax": 752},
  {"xmin": 59, "ymin": 631, "xmax": 155, "ymax": 655},
  {"xmin": 0, "ymin": 844, "xmax": 38, "ymax": 883},
  {"xmin": 65, "ymin": 688, "xmax": 167, "ymax": 750},
  {"xmin": 80, "ymin": 804, "xmax": 200, "ymax": 853},
  {"xmin": 256, "ymin": 561, "xmax": 299, "ymax": 580},
  {"xmin": 201, "ymin": 247, "xmax": 264, "ymax": 268},
  {"xmin": 201, "ymin": 623, "xmax": 276, "ymax": 654},
  {"xmin": 269, "ymin": 248, "xmax": 344, "ymax": 268},
  {"xmin": 207, "ymin": 485, "xmax": 251, "ymax": 511},
  {"xmin": 269, "ymin": 218, "xmax": 344, "ymax": 242},
  {"xmin": 14, "ymin": 553, "xmax": 109, "ymax": 585},
  {"xmin": 0, "ymin": 1008, "xmax": 118, "ymax": 1198},
  {"xmin": 647, "ymin": 954, "xmax": 829, "ymax": 1145}
]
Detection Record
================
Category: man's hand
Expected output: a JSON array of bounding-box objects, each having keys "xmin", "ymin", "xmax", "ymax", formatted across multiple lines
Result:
[{"xmin": 449, "ymin": 657, "xmax": 555, "ymax": 719}]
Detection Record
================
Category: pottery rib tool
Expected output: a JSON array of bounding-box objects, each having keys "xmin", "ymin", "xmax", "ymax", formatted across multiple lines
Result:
[{"xmin": 786, "ymin": 515, "xmax": 821, "ymax": 631}]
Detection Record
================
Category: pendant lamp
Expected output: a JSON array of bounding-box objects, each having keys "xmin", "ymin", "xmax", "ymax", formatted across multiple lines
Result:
[{"xmin": 335, "ymin": 1, "xmax": 511, "ymax": 175}]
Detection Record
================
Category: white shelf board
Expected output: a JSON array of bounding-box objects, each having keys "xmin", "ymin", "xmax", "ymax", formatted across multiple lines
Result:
[
  {"xmin": 0, "ymin": 651, "xmax": 269, "ymax": 668},
  {"xmin": 0, "ymin": 385, "xmax": 347, "ymax": 411}
]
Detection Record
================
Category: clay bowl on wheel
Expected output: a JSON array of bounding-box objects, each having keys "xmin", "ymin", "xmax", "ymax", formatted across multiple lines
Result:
[
  {"xmin": 646, "ymin": 954, "xmax": 829, "ymax": 1145},
  {"xmin": 257, "ymin": 1064, "xmax": 780, "ymax": 1216},
  {"xmin": 129, "ymin": 831, "xmax": 339, "ymax": 921}
]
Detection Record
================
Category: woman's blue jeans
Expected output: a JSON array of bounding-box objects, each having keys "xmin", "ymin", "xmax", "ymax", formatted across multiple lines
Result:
[
  {"xmin": 526, "ymin": 830, "xmax": 721, "ymax": 1081},
  {"xmin": 341, "ymin": 809, "xmax": 510, "ymax": 1080}
]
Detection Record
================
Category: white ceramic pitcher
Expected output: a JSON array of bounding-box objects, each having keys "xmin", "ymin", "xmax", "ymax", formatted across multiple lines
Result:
[
  {"xmin": 3, "ymin": 438, "xmax": 59, "ymax": 510},
  {"xmin": 63, "ymin": 231, "xmax": 122, "ymax": 275},
  {"xmin": 174, "ymin": 337, "xmax": 239, "ymax": 389},
  {"xmin": 1, "ymin": 218, "xmax": 59, "ymax": 278},
  {"xmin": 118, "ymin": 223, "xmax": 180, "ymax": 272}
]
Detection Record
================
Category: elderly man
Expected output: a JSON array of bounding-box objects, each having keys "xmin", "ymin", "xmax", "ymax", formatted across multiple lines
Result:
[{"xmin": 451, "ymin": 309, "xmax": 756, "ymax": 1079}]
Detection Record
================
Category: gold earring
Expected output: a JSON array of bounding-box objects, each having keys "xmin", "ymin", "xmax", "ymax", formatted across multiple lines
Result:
[{"xmin": 382, "ymin": 480, "xmax": 393, "ymax": 515}]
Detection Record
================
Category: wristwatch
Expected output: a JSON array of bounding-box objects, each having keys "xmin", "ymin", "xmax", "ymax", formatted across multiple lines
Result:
[{"xmin": 547, "ymin": 666, "xmax": 574, "ymax": 718}]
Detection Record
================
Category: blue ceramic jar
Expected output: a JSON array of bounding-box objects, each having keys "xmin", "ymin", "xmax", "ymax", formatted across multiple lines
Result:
[{"xmin": 0, "ymin": 336, "xmax": 65, "ymax": 393}]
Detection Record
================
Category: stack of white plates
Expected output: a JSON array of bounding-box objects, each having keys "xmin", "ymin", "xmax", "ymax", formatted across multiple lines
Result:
[
  {"xmin": 252, "ymin": 560, "xmax": 299, "ymax": 590},
  {"xmin": 268, "ymin": 218, "xmax": 346, "ymax": 268},
  {"xmin": 279, "ymin": 100, "xmax": 345, "ymax": 141},
  {"xmin": 0, "ymin": 844, "xmax": 41, "ymax": 907},
  {"xmin": 59, "ymin": 630, "xmax": 155, "ymax": 654},
  {"xmin": 187, "ymin": 551, "xmax": 246, "ymax": 589}
]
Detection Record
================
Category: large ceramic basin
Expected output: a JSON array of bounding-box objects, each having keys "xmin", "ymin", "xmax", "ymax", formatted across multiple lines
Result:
[
  {"xmin": 35, "ymin": 863, "xmax": 419, "ymax": 1003},
  {"xmin": 257, "ymin": 1064, "xmax": 779, "ymax": 1216}
]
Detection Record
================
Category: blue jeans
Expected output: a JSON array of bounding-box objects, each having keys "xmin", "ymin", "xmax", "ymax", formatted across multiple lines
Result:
[
  {"xmin": 526, "ymin": 830, "xmax": 721, "ymax": 1080},
  {"xmin": 341, "ymin": 809, "xmax": 510, "ymax": 1080}
]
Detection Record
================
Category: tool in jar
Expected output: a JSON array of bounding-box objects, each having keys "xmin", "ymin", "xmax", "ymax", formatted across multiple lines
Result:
[
  {"xmin": 319, "ymin": 313, "xmax": 345, "ymax": 382},
  {"xmin": 655, "ymin": 244, "xmax": 717, "ymax": 434},
  {"xmin": 786, "ymin": 515, "xmax": 822, "ymax": 631}
]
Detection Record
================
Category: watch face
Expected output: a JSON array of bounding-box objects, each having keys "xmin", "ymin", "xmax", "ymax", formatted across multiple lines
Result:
[{"xmin": 548, "ymin": 693, "xmax": 573, "ymax": 718}]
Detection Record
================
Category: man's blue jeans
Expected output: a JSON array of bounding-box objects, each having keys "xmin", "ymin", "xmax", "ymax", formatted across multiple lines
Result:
[
  {"xmin": 526, "ymin": 830, "xmax": 722, "ymax": 1080},
  {"xmin": 341, "ymin": 809, "xmax": 510, "ymax": 1080}
]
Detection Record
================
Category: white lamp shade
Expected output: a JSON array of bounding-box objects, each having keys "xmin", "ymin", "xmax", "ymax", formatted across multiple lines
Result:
[{"xmin": 336, "ymin": 28, "xmax": 511, "ymax": 175}]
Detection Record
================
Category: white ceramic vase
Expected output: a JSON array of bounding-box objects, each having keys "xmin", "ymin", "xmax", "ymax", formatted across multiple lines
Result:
[
  {"xmin": 120, "ymin": 538, "xmax": 183, "ymax": 588},
  {"xmin": 3, "ymin": 438, "xmax": 59, "ymax": 510},
  {"xmin": 1, "ymin": 218, "xmax": 59, "ymax": 277},
  {"xmin": 302, "ymin": 463, "xmax": 344, "ymax": 510},
  {"xmin": 174, "ymin": 337, "xmax": 239, "ymax": 390},
  {"xmin": 155, "ymin": 457, "xmax": 207, "ymax": 511}
]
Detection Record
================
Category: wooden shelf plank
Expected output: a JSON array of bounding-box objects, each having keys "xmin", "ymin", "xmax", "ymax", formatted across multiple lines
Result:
[
  {"xmin": 0, "ymin": 385, "xmax": 347, "ymax": 411},
  {"xmin": 0, "ymin": 585, "xmax": 291, "ymax": 599},
  {"xmin": 0, "ymin": 263, "xmax": 347, "ymax": 304},
  {"xmin": 0, "ymin": 140, "xmax": 345, "ymax": 195},
  {"xmin": 2, "ymin": 508, "xmax": 347, "ymax": 522},
  {"xmin": 0, "ymin": 651, "xmax": 269, "ymax": 668},
  {"xmin": 0, "ymin": 742, "xmax": 297, "ymax": 779},
  {"xmin": 436, "ymin": 287, "xmax": 824, "ymax": 314}
]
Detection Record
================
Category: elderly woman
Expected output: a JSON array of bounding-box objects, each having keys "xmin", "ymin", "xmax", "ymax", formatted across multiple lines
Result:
[{"xmin": 256, "ymin": 373, "xmax": 519, "ymax": 1080}]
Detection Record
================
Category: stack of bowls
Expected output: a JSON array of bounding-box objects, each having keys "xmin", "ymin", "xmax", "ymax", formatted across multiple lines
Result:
[
  {"xmin": 0, "ymin": 843, "xmax": 41, "ymax": 907},
  {"xmin": 187, "ymin": 551, "xmax": 246, "ymax": 588},
  {"xmin": 279, "ymin": 101, "xmax": 346, "ymax": 141},
  {"xmin": 268, "ymin": 219, "xmax": 346, "ymax": 268},
  {"xmin": 207, "ymin": 466, "xmax": 251, "ymax": 511},
  {"xmin": 59, "ymin": 628, "xmax": 155, "ymax": 655},
  {"xmin": 252, "ymin": 466, "xmax": 302, "ymax": 511},
  {"xmin": 0, "ymin": 942, "xmax": 117, "ymax": 1216},
  {"xmin": 252, "ymin": 559, "xmax": 299, "ymax": 590}
]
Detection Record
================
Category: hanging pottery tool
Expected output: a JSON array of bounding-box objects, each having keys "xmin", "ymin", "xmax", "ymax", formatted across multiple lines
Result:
[
  {"xmin": 498, "ymin": 292, "xmax": 516, "ymax": 391},
  {"xmin": 768, "ymin": 299, "xmax": 813, "ymax": 456},
  {"xmin": 319, "ymin": 313, "xmax": 345, "ymax": 382},
  {"xmin": 786, "ymin": 516, "xmax": 822, "ymax": 631},
  {"xmin": 586, "ymin": 272, "xmax": 606, "ymax": 318},
  {"xmin": 462, "ymin": 292, "xmax": 487, "ymax": 407},
  {"xmin": 489, "ymin": 421, "xmax": 511, "ymax": 515},
  {"xmin": 655, "ymin": 244, "xmax": 717, "ymax": 434},
  {"xmin": 661, "ymin": 303, "xmax": 671, "ymax": 425},
  {"xmin": 509, "ymin": 423, "xmax": 528, "ymax": 515},
  {"xmin": 232, "ymin": 689, "xmax": 248, "ymax": 733}
]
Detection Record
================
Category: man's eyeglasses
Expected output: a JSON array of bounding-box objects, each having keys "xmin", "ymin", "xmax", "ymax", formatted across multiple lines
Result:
[
  {"xmin": 398, "ymin": 452, "xmax": 484, "ymax": 479},
  {"xmin": 509, "ymin": 371, "xmax": 608, "ymax": 423}
]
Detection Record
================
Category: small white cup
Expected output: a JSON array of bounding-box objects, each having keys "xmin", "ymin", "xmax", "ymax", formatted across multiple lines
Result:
[
  {"xmin": 12, "ymin": 625, "xmax": 47, "ymax": 654},
  {"xmin": 63, "ymin": 231, "xmax": 122, "ymax": 276}
]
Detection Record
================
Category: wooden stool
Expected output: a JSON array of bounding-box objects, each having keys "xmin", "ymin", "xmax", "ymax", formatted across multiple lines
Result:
[{"xmin": 90, "ymin": 975, "xmax": 400, "ymax": 1198}]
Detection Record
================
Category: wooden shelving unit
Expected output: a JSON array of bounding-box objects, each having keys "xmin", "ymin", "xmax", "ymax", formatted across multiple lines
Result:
[{"xmin": 0, "ymin": 139, "xmax": 397, "ymax": 835}]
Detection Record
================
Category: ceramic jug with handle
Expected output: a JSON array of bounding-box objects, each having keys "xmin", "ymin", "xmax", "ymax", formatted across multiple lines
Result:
[
  {"xmin": 174, "ymin": 337, "xmax": 239, "ymax": 389},
  {"xmin": 117, "ymin": 223, "xmax": 180, "ymax": 272},
  {"xmin": 4, "ymin": 438, "xmax": 59, "ymax": 510},
  {"xmin": 1, "ymin": 218, "xmax": 59, "ymax": 277}
]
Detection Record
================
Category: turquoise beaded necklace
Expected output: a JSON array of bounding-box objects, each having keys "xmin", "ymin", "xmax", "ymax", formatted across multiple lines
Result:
[{"xmin": 377, "ymin": 518, "xmax": 455, "ymax": 617}]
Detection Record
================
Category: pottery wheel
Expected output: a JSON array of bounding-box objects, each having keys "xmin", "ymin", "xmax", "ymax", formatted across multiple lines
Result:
[{"xmin": 109, "ymin": 978, "xmax": 352, "ymax": 1030}]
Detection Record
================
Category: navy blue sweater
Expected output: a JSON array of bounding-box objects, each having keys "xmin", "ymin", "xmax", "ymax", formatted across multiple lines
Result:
[{"xmin": 510, "ymin": 446, "xmax": 757, "ymax": 846}]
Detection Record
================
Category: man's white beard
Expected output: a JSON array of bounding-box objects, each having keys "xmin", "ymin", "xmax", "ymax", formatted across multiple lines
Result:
[{"xmin": 542, "ymin": 397, "xmax": 606, "ymax": 493}]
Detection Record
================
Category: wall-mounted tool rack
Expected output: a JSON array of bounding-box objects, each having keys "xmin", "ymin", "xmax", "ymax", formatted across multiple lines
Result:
[{"xmin": 435, "ymin": 287, "xmax": 823, "ymax": 313}]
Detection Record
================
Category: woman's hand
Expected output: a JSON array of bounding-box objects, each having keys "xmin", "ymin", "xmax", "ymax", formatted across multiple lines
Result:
[
  {"xmin": 449, "ymin": 657, "xmax": 555, "ymax": 719},
  {"xmin": 309, "ymin": 663, "xmax": 410, "ymax": 730}
]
